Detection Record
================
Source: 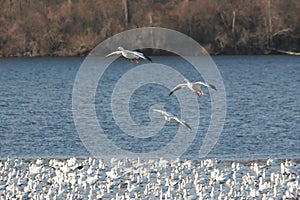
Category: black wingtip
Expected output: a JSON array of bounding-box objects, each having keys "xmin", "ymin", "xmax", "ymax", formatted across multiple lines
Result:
[
  {"xmin": 209, "ymin": 84, "xmax": 217, "ymax": 91},
  {"xmin": 168, "ymin": 92, "xmax": 173, "ymax": 96},
  {"xmin": 145, "ymin": 55, "xmax": 152, "ymax": 62},
  {"xmin": 135, "ymin": 49, "xmax": 152, "ymax": 61}
]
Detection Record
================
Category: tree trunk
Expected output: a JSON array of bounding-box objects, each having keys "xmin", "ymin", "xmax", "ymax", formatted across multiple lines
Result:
[
  {"xmin": 232, "ymin": 9, "xmax": 236, "ymax": 34},
  {"xmin": 267, "ymin": 0, "xmax": 272, "ymax": 47},
  {"xmin": 123, "ymin": 0, "xmax": 129, "ymax": 26}
]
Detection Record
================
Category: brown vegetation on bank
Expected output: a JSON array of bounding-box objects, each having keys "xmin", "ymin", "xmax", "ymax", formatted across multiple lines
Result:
[{"xmin": 0, "ymin": 0, "xmax": 299, "ymax": 56}]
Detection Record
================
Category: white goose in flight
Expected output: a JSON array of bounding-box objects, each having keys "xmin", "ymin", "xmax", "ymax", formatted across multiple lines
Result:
[
  {"xmin": 169, "ymin": 79, "xmax": 217, "ymax": 97},
  {"xmin": 153, "ymin": 109, "xmax": 192, "ymax": 130},
  {"xmin": 105, "ymin": 46, "xmax": 152, "ymax": 63}
]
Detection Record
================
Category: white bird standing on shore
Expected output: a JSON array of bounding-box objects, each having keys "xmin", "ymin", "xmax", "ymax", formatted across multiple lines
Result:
[
  {"xmin": 153, "ymin": 109, "xmax": 192, "ymax": 130},
  {"xmin": 105, "ymin": 46, "xmax": 152, "ymax": 63},
  {"xmin": 169, "ymin": 79, "xmax": 217, "ymax": 97}
]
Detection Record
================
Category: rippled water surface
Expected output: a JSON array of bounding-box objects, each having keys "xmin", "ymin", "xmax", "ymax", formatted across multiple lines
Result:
[{"xmin": 0, "ymin": 56, "xmax": 299, "ymax": 159}]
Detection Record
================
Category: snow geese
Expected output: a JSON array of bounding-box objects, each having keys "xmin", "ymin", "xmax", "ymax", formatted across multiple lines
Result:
[
  {"xmin": 105, "ymin": 46, "xmax": 152, "ymax": 63},
  {"xmin": 153, "ymin": 109, "xmax": 192, "ymax": 130},
  {"xmin": 169, "ymin": 79, "xmax": 217, "ymax": 97}
]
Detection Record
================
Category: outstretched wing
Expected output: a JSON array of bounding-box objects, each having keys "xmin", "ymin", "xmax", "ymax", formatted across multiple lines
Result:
[
  {"xmin": 153, "ymin": 109, "xmax": 169, "ymax": 117},
  {"xmin": 173, "ymin": 117, "xmax": 192, "ymax": 130},
  {"xmin": 169, "ymin": 83, "xmax": 187, "ymax": 96},
  {"xmin": 194, "ymin": 81, "xmax": 217, "ymax": 91},
  {"xmin": 181, "ymin": 120, "xmax": 192, "ymax": 130},
  {"xmin": 105, "ymin": 50, "xmax": 122, "ymax": 58},
  {"xmin": 144, "ymin": 55, "xmax": 152, "ymax": 61},
  {"xmin": 132, "ymin": 51, "xmax": 152, "ymax": 61}
]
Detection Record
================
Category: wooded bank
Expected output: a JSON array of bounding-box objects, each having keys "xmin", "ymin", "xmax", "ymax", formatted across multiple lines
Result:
[{"xmin": 1, "ymin": 0, "xmax": 299, "ymax": 56}]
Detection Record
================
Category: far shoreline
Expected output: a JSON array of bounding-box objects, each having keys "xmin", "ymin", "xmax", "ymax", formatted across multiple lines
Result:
[{"xmin": 0, "ymin": 50, "xmax": 298, "ymax": 59}]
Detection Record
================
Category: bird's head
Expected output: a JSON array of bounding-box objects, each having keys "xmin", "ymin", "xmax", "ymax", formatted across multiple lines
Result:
[
  {"xmin": 183, "ymin": 79, "xmax": 189, "ymax": 83},
  {"xmin": 117, "ymin": 46, "xmax": 124, "ymax": 51}
]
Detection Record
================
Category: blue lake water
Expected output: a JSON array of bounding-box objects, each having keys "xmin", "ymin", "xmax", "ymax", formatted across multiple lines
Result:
[{"xmin": 0, "ymin": 56, "xmax": 299, "ymax": 160}]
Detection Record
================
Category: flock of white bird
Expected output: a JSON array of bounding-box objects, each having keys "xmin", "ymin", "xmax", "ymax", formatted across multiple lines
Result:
[
  {"xmin": 0, "ymin": 157, "xmax": 299, "ymax": 199},
  {"xmin": 106, "ymin": 47, "xmax": 217, "ymax": 130}
]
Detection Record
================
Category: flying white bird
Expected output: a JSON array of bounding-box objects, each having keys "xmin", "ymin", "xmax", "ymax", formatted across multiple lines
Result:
[
  {"xmin": 169, "ymin": 79, "xmax": 217, "ymax": 97},
  {"xmin": 153, "ymin": 109, "xmax": 192, "ymax": 130},
  {"xmin": 105, "ymin": 46, "xmax": 152, "ymax": 63}
]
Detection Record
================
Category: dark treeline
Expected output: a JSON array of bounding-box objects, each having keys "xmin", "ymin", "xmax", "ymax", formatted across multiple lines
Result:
[{"xmin": 0, "ymin": 0, "xmax": 299, "ymax": 56}]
